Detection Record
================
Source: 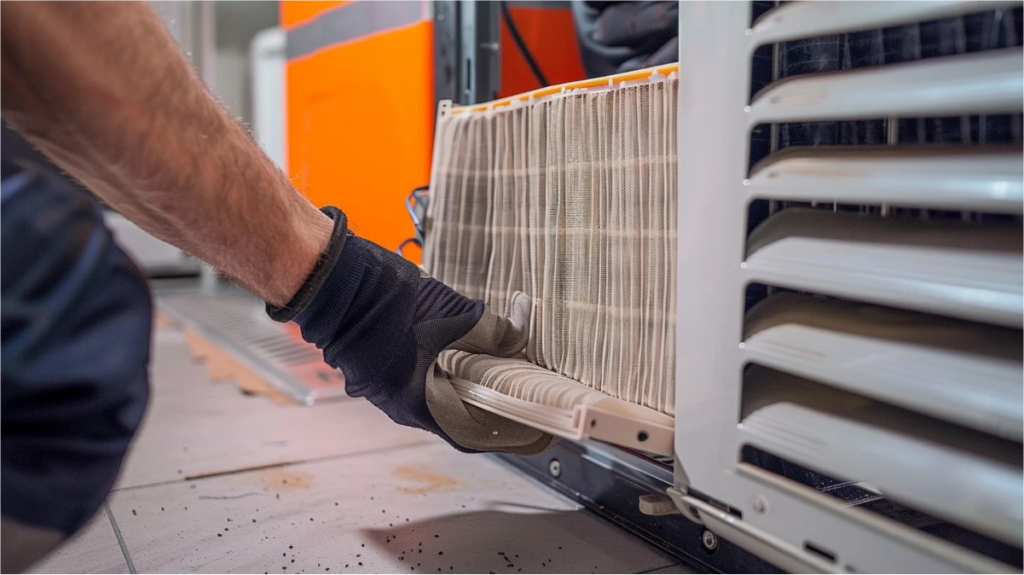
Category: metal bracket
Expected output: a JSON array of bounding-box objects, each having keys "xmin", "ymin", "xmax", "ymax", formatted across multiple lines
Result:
[
  {"xmin": 433, "ymin": 1, "xmax": 501, "ymax": 106},
  {"xmin": 681, "ymin": 495, "xmax": 839, "ymax": 574}
]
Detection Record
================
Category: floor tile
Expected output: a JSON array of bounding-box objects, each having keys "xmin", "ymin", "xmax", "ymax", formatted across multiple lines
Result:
[
  {"xmin": 147, "ymin": 326, "xmax": 239, "ymax": 402},
  {"xmin": 641, "ymin": 565, "xmax": 696, "ymax": 574},
  {"xmin": 28, "ymin": 508, "xmax": 129, "ymax": 574},
  {"xmin": 118, "ymin": 389, "xmax": 430, "ymax": 488},
  {"xmin": 109, "ymin": 443, "xmax": 677, "ymax": 574}
]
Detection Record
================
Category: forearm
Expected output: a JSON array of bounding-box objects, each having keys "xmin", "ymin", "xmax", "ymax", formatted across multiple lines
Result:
[{"xmin": 0, "ymin": 1, "xmax": 330, "ymax": 305}]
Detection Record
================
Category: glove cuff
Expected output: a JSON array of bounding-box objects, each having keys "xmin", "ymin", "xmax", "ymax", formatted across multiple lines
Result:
[{"xmin": 266, "ymin": 206, "xmax": 348, "ymax": 322}]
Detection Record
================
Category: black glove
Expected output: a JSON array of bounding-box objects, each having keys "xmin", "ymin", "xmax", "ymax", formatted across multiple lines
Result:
[
  {"xmin": 268, "ymin": 207, "xmax": 552, "ymax": 455},
  {"xmin": 572, "ymin": 1, "xmax": 679, "ymax": 77}
]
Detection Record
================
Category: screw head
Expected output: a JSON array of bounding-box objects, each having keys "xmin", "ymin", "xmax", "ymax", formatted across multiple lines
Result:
[
  {"xmin": 701, "ymin": 529, "xmax": 719, "ymax": 552},
  {"xmin": 753, "ymin": 494, "xmax": 769, "ymax": 514},
  {"xmin": 548, "ymin": 459, "xmax": 562, "ymax": 478}
]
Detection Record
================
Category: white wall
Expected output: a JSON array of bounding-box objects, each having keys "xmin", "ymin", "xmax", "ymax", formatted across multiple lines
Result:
[{"xmin": 250, "ymin": 28, "xmax": 286, "ymax": 169}]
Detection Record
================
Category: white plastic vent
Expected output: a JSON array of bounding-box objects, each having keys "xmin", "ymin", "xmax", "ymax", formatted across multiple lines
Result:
[{"xmin": 159, "ymin": 292, "xmax": 347, "ymax": 405}]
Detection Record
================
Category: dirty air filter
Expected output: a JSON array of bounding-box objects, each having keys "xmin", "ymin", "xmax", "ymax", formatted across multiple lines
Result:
[{"xmin": 424, "ymin": 66, "xmax": 678, "ymax": 454}]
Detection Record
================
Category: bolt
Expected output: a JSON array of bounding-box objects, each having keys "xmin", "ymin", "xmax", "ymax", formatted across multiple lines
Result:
[
  {"xmin": 548, "ymin": 459, "xmax": 562, "ymax": 478},
  {"xmin": 701, "ymin": 530, "xmax": 718, "ymax": 552},
  {"xmin": 753, "ymin": 494, "xmax": 769, "ymax": 514}
]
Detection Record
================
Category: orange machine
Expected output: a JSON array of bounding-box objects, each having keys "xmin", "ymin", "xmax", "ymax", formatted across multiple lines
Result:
[
  {"xmin": 281, "ymin": 1, "xmax": 585, "ymax": 257},
  {"xmin": 497, "ymin": 3, "xmax": 587, "ymax": 98}
]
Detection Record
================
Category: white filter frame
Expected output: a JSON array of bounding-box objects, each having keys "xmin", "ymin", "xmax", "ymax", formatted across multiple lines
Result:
[
  {"xmin": 450, "ymin": 376, "xmax": 674, "ymax": 456},
  {"xmin": 427, "ymin": 65, "xmax": 681, "ymax": 457}
]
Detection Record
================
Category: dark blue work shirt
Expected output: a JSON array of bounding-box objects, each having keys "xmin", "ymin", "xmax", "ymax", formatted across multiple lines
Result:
[{"xmin": 1, "ymin": 138, "xmax": 153, "ymax": 536}]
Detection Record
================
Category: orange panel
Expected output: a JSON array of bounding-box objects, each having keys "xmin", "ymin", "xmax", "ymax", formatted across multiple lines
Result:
[
  {"xmin": 280, "ymin": 1, "xmax": 348, "ymax": 30},
  {"xmin": 285, "ymin": 4, "xmax": 585, "ymax": 255},
  {"xmin": 286, "ymin": 21, "xmax": 433, "ymax": 255},
  {"xmin": 499, "ymin": 7, "xmax": 587, "ymax": 98}
]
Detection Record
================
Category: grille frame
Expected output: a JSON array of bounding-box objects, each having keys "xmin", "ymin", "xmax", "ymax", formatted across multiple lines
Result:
[{"xmin": 672, "ymin": 2, "xmax": 1023, "ymax": 572}]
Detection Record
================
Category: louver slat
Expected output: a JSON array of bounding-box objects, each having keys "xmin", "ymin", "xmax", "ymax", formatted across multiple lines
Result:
[
  {"xmin": 747, "ymin": 1, "xmax": 1022, "ymax": 48},
  {"xmin": 746, "ymin": 146, "xmax": 1024, "ymax": 214},
  {"xmin": 747, "ymin": 49, "xmax": 1023, "ymax": 124},
  {"xmin": 744, "ymin": 294, "xmax": 1023, "ymax": 441},
  {"xmin": 740, "ymin": 402, "xmax": 1023, "ymax": 546},
  {"xmin": 744, "ymin": 209, "xmax": 1024, "ymax": 328}
]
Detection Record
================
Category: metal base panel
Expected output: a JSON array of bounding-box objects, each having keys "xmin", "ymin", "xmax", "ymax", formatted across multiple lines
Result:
[{"xmin": 496, "ymin": 443, "xmax": 779, "ymax": 574}]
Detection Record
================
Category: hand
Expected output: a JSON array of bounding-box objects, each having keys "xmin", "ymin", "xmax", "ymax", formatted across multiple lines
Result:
[
  {"xmin": 268, "ymin": 207, "xmax": 553, "ymax": 455},
  {"xmin": 572, "ymin": 1, "xmax": 679, "ymax": 77},
  {"xmin": 591, "ymin": 1, "xmax": 678, "ymax": 51}
]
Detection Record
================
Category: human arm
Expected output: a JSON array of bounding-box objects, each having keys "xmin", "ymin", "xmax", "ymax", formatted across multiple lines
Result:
[
  {"xmin": 0, "ymin": 0, "xmax": 330, "ymax": 306},
  {"xmin": 0, "ymin": 1, "xmax": 550, "ymax": 455}
]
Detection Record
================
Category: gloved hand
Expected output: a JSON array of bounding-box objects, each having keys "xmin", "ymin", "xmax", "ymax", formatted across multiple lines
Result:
[
  {"xmin": 267, "ymin": 206, "xmax": 553, "ymax": 455},
  {"xmin": 572, "ymin": 1, "xmax": 679, "ymax": 77}
]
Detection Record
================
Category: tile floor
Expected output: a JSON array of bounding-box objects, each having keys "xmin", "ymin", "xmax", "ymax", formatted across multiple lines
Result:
[{"xmin": 28, "ymin": 311, "xmax": 693, "ymax": 574}]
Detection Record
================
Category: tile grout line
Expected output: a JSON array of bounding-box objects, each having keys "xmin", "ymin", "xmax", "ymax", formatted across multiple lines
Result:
[
  {"xmin": 635, "ymin": 563, "xmax": 689, "ymax": 574},
  {"xmin": 104, "ymin": 502, "xmax": 137, "ymax": 574},
  {"xmin": 113, "ymin": 438, "xmax": 440, "ymax": 493}
]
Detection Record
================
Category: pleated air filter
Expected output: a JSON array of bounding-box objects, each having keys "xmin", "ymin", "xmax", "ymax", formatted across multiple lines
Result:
[{"xmin": 424, "ymin": 66, "xmax": 679, "ymax": 454}]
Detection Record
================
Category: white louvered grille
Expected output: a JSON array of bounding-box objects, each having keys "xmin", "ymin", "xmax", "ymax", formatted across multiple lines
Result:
[
  {"xmin": 424, "ymin": 1, "xmax": 1021, "ymax": 570},
  {"xmin": 676, "ymin": 2, "xmax": 1023, "ymax": 572}
]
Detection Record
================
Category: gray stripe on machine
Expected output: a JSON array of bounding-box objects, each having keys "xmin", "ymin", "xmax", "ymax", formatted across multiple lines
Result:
[{"xmin": 287, "ymin": 1, "xmax": 426, "ymax": 60}]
